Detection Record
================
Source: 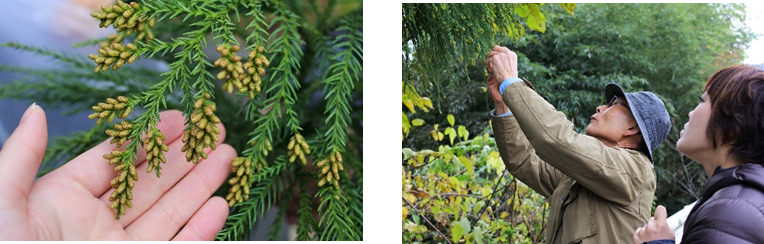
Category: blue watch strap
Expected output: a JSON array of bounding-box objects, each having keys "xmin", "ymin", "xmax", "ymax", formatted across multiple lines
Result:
[{"xmin": 490, "ymin": 109, "xmax": 512, "ymax": 117}]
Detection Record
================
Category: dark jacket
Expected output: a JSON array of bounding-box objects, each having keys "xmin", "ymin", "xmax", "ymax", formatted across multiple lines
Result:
[{"xmin": 680, "ymin": 163, "xmax": 764, "ymax": 243}]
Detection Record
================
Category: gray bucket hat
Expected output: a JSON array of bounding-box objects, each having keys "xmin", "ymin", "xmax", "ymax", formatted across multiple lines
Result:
[{"xmin": 605, "ymin": 83, "xmax": 671, "ymax": 162}]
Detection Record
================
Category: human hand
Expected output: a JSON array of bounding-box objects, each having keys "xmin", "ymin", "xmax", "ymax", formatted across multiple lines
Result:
[
  {"xmin": 632, "ymin": 205, "xmax": 675, "ymax": 244},
  {"xmin": 487, "ymin": 73, "xmax": 503, "ymax": 104},
  {"xmin": 0, "ymin": 104, "xmax": 235, "ymax": 241},
  {"xmin": 485, "ymin": 45, "xmax": 519, "ymax": 84}
]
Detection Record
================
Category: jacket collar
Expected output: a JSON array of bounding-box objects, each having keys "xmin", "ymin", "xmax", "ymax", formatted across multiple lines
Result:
[{"xmin": 701, "ymin": 163, "xmax": 764, "ymax": 200}]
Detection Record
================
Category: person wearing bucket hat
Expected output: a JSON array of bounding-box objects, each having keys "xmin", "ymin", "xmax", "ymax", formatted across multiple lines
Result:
[{"xmin": 485, "ymin": 45, "xmax": 671, "ymax": 244}]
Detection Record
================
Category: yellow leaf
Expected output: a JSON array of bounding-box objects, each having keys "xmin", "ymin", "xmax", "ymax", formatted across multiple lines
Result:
[
  {"xmin": 481, "ymin": 186, "xmax": 492, "ymax": 198},
  {"xmin": 458, "ymin": 125, "xmax": 469, "ymax": 140},
  {"xmin": 404, "ymin": 99, "xmax": 415, "ymax": 113},
  {"xmin": 437, "ymin": 131, "xmax": 444, "ymax": 141},
  {"xmin": 487, "ymin": 151, "xmax": 505, "ymax": 173},
  {"xmin": 422, "ymin": 97, "xmax": 433, "ymax": 109},
  {"xmin": 447, "ymin": 114, "xmax": 455, "ymax": 126},
  {"xmin": 402, "ymin": 207, "xmax": 409, "ymax": 221},
  {"xmin": 559, "ymin": 3, "xmax": 576, "ymax": 16},
  {"xmin": 412, "ymin": 119, "xmax": 425, "ymax": 126},
  {"xmin": 404, "ymin": 193, "xmax": 417, "ymax": 204},
  {"xmin": 445, "ymin": 127, "xmax": 456, "ymax": 145}
]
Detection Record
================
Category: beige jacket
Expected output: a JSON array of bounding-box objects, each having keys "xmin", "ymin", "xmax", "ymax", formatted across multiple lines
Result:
[{"xmin": 492, "ymin": 80, "xmax": 656, "ymax": 244}]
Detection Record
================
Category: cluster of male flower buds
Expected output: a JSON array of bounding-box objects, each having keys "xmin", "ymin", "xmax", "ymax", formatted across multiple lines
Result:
[
  {"xmin": 105, "ymin": 120, "xmax": 133, "ymax": 148},
  {"xmin": 90, "ymin": 0, "xmax": 156, "ymax": 41},
  {"xmin": 106, "ymin": 155, "xmax": 139, "ymax": 219},
  {"xmin": 316, "ymin": 151, "xmax": 344, "ymax": 188},
  {"xmin": 226, "ymin": 157, "xmax": 253, "ymax": 207},
  {"xmin": 214, "ymin": 44, "xmax": 269, "ymax": 99},
  {"xmin": 88, "ymin": 96, "xmax": 132, "ymax": 125},
  {"xmin": 181, "ymin": 93, "xmax": 221, "ymax": 164},
  {"xmin": 144, "ymin": 125, "xmax": 169, "ymax": 176},
  {"xmin": 100, "ymin": 33, "xmax": 124, "ymax": 49},
  {"xmin": 89, "ymin": 43, "xmax": 139, "ymax": 73},
  {"xmin": 101, "ymin": 120, "xmax": 138, "ymax": 219},
  {"xmin": 287, "ymin": 133, "xmax": 310, "ymax": 165}
]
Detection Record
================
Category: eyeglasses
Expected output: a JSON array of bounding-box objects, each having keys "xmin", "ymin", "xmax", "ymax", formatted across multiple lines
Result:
[{"xmin": 607, "ymin": 95, "xmax": 630, "ymax": 110}]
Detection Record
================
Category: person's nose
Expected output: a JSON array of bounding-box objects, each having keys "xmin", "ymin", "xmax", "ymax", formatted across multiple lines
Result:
[{"xmin": 596, "ymin": 104, "xmax": 605, "ymax": 113}]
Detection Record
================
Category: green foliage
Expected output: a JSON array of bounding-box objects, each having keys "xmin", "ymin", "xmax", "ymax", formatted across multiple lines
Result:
[
  {"xmin": 1, "ymin": 0, "xmax": 361, "ymax": 240},
  {"xmin": 402, "ymin": 3, "xmax": 575, "ymax": 109}
]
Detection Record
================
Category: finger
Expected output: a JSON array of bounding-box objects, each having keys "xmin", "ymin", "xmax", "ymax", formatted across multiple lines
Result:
[
  {"xmin": 100, "ymin": 121, "xmax": 228, "ymax": 226},
  {"xmin": 492, "ymin": 45, "xmax": 503, "ymax": 52},
  {"xmin": 499, "ymin": 46, "xmax": 511, "ymax": 53},
  {"xmin": 172, "ymin": 197, "xmax": 229, "ymax": 241},
  {"xmin": 0, "ymin": 103, "xmax": 47, "ymax": 201},
  {"xmin": 486, "ymin": 51, "xmax": 499, "ymax": 59},
  {"xmin": 633, "ymin": 227, "xmax": 642, "ymax": 244},
  {"xmin": 46, "ymin": 110, "xmax": 186, "ymax": 197},
  {"xmin": 127, "ymin": 144, "xmax": 235, "ymax": 240},
  {"xmin": 654, "ymin": 205, "xmax": 668, "ymax": 222}
]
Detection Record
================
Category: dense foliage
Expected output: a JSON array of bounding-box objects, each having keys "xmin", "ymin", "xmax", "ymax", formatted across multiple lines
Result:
[
  {"xmin": 403, "ymin": 88, "xmax": 548, "ymax": 243},
  {"xmin": 403, "ymin": 3, "xmax": 754, "ymax": 243},
  {"xmin": 0, "ymin": 0, "xmax": 362, "ymax": 241}
]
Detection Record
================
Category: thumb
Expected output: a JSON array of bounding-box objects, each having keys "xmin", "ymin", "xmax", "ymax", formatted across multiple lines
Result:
[
  {"xmin": 0, "ymin": 103, "xmax": 48, "ymax": 199},
  {"xmin": 654, "ymin": 205, "xmax": 668, "ymax": 222}
]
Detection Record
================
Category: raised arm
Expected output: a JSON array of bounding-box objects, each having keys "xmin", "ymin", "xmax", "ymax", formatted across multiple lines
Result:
[{"xmin": 492, "ymin": 113, "xmax": 565, "ymax": 198}]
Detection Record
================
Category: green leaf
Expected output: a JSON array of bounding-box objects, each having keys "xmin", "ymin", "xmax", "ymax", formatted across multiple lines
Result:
[
  {"xmin": 412, "ymin": 118, "xmax": 425, "ymax": 126},
  {"xmin": 459, "ymin": 156, "xmax": 474, "ymax": 177},
  {"xmin": 460, "ymin": 216, "xmax": 471, "ymax": 233},
  {"xmin": 447, "ymin": 114, "xmax": 455, "ymax": 126},
  {"xmin": 473, "ymin": 201, "xmax": 485, "ymax": 214},
  {"xmin": 474, "ymin": 226, "xmax": 484, "ymax": 244},
  {"xmin": 515, "ymin": 4, "xmax": 529, "ymax": 18},
  {"xmin": 457, "ymin": 125, "xmax": 469, "ymax": 140},
  {"xmin": 451, "ymin": 223, "xmax": 464, "ymax": 242}
]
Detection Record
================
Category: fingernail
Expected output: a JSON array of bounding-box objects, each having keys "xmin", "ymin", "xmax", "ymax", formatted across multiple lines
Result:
[{"xmin": 20, "ymin": 102, "xmax": 37, "ymax": 124}]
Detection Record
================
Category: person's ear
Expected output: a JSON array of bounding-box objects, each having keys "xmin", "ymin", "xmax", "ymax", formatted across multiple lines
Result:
[{"xmin": 623, "ymin": 123, "xmax": 640, "ymax": 137}]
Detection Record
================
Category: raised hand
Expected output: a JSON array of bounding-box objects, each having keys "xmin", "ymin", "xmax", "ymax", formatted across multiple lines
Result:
[
  {"xmin": 632, "ymin": 205, "xmax": 675, "ymax": 244},
  {"xmin": 0, "ymin": 104, "xmax": 235, "ymax": 241}
]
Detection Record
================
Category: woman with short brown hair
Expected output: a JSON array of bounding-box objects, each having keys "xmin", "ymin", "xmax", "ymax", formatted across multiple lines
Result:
[{"xmin": 633, "ymin": 64, "xmax": 764, "ymax": 243}]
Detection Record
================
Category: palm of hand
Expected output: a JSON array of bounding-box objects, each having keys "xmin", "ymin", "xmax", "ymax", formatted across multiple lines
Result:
[{"xmin": 0, "ymin": 108, "xmax": 234, "ymax": 241}]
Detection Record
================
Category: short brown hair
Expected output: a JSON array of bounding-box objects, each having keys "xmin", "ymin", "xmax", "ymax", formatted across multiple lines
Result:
[{"xmin": 704, "ymin": 65, "xmax": 764, "ymax": 164}]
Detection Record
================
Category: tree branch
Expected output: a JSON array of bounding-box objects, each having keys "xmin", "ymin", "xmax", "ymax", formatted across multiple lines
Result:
[{"xmin": 403, "ymin": 196, "xmax": 453, "ymax": 244}]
